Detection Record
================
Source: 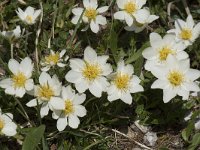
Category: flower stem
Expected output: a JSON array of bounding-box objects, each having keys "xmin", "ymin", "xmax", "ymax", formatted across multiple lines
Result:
[{"xmin": 10, "ymin": 43, "xmax": 14, "ymax": 59}]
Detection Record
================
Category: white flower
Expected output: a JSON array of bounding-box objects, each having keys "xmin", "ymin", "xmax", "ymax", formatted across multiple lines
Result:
[
  {"xmin": 107, "ymin": 60, "xmax": 144, "ymax": 104},
  {"xmin": 0, "ymin": 108, "xmax": 17, "ymax": 136},
  {"xmin": 26, "ymin": 72, "xmax": 63, "ymax": 118},
  {"xmin": 71, "ymin": 0, "xmax": 109, "ymax": 33},
  {"xmin": 16, "ymin": 6, "xmax": 41, "ymax": 25},
  {"xmin": 65, "ymin": 46, "xmax": 112, "ymax": 97},
  {"xmin": 0, "ymin": 26, "xmax": 21, "ymax": 41},
  {"xmin": 0, "ymin": 57, "xmax": 34, "ymax": 98},
  {"xmin": 114, "ymin": 0, "xmax": 147, "ymax": 26},
  {"xmin": 124, "ymin": 8, "xmax": 159, "ymax": 32},
  {"xmin": 41, "ymin": 49, "xmax": 69, "ymax": 72},
  {"xmin": 167, "ymin": 15, "xmax": 200, "ymax": 47},
  {"xmin": 52, "ymin": 86, "xmax": 86, "ymax": 130},
  {"xmin": 151, "ymin": 55, "xmax": 200, "ymax": 103},
  {"xmin": 142, "ymin": 32, "xmax": 188, "ymax": 72}
]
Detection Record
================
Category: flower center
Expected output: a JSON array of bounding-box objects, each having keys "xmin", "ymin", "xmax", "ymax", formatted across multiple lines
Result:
[
  {"xmin": 85, "ymin": 8, "xmax": 97, "ymax": 20},
  {"xmin": 168, "ymin": 71, "xmax": 184, "ymax": 87},
  {"xmin": 45, "ymin": 53, "xmax": 60, "ymax": 64},
  {"xmin": 124, "ymin": 2, "xmax": 136, "ymax": 14},
  {"xmin": 64, "ymin": 100, "xmax": 74, "ymax": 115},
  {"xmin": 180, "ymin": 28, "xmax": 192, "ymax": 40},
  {"xmin": 26, "ymin": 15, "xmax": 33, "ymax": 24},
  {"xmin": 38, "ymin": 84, "xmax": 54, "ymax": 100},
  {"xmin": 82, "ymin": 63, "xmax": 102, "ymax": 81},
  {"xmin": 114, "ymin": 73, "xmax": 130, "ymax": 90},
  {"xmin": 0, "ymin": 119, "xmax": 4, "ymax": 130},
  {"xmin": 159, "ymin": 47, "xmax": 174, "ymax": 61},
  {"xmin": 12, "ymin": 72, "xmax": 27, "ymax": 88}
]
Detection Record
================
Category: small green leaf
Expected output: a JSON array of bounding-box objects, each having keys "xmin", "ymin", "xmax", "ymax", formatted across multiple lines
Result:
[
  {"xmin": 188, "ymin": 133, "xmax": 200, "ymax": 150},
  {"xmin": 22, "ymin": 125, "xmax": 46, "ymax": 150}
]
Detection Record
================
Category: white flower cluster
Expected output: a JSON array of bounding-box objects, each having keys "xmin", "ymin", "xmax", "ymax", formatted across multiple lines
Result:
[
  {"xmin": 0, "ymin": 47, "xmax": 144, "ymax": 130},
  {"xmin": 71, "ymin": 0, "xmax": 159, "ymax": 33},
  {"xmin": 142, "ymin": 15, "xmax": 200, "ymax": 103}
]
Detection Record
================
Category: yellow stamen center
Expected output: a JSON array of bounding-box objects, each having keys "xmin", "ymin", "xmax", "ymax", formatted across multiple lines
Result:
[
  {"xmin": 180, "ymin": 28, "xmax": 192, "ymax": 40},
  {"xmin": 12, "ymin": 72, "xmax": 27, "ymax": 88},
  {"xmin": 124, "ymin": 2, "xmax": 136, "ymax": 14},
  {"xmin": 0, "ymin": 119, "xmax": 4, "ymax": 130},
  {"xmin": 168, "ymin": 71, "xmax": 184, "ymax": 87},
  {"xmin": 45, "ymin": 53, "xmax": 60, "ymax": 64},
  {"xmin": 159, "ymin": 47, "xmax": 174, "ymax": 61},
  {"xmin": 82, "ymin": 63, "xmax": 102, "ymax": 81},
  {"xmin": 85, "ymin": 8, "xmax": 97, "ymax": 20},
  {"xmin": 114, "ymin": 73, "xmax": 130, "ymax": 90},
  {"xmin": 64, "ymin": 100, "xmax": 74, "ymax": 115},
  {"xmin": 26, "ymin": 15, "xmax": 33, "ymax": 24},
  {"xmin": 38, "ymin": 84, "xmax": 54, "ymax": 100}
]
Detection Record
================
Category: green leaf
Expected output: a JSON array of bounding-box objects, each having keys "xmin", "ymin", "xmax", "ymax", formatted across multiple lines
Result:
[
  {"xmin": 188, "ymin": 133, "xmax": 200, "ymax": 150},
  {"xmin": 22, "ymin": 125, "xmax": 46, "ymax": 150},
  {"xmin": 109, "ymin": 30, "xmax": 118, "ymax": 63}
]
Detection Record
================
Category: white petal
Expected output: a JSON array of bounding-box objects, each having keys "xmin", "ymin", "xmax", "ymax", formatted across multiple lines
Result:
[
  {"xmin": 177, "ymin": 89, "xmax": 189, "ymax": 100},
  {"xmin": 134, "ymin": 8, "xmax": 149, "ymax": 23},
  {"xmin": 176, "ymin": 51, "xmax": 189, "ymax": 60},
  {"xmin": 15, "ymin": 87, "xmax": 25, "ymax": 98},
  {"xmin": 57, "ymin": 63, "xmax": 66, "ymax": 67},
  {"xmin": 142, "ymin": 47, "xmax": 157, "ymax": 60},
  {"xmin": 184, "ymin": 82, "xmax": 200, "ymax": 92},
  {"xmin": 2, "ymin": 122, "xmax": 17, "ymax": 136},
  {"xmin": 151, "ymin": 79, "xmax": 168, "ymax": 89},
  {"xmin": 5, "ymin": 86, "xmax": 15, "ymax": 96},
  {"xmin": 39, "ymin": 72, "xmax": 51, "ymax": 85},
  {"xmin": 25, "ymin": 79, "xmax": 34, "ymax": 91},
  {"xmin": 116, "ymin": 0, "xmax": 126, "ymax": 9},
  {"xmin": 73, "ymin": 93, "xmax": 86, "ymax": 105},
  {"xmin": 90, "ymin": 21, "xmax": 99, "ymax": 33},
  {"xmin": 163, "ymin": 89, "xmax": 177, "ymax": 103},
  {"xmin": 74, "ymin": 105, "xmax": 87, "ymax": 117},
  {"xmin": 125, "ymin": 13, "xmax": 133, "ymax": 26},
  {"xmin": 33, "ymin": 9, "xmax": 41, "ymax": 20},
  {"xmin": 96, "ymin": 15, "xmax": 107, "ymax": 25},
  {"xmin": 130, "ymin": 84, "xmax": 144, "ymax": 93},
  {"xmin": 114, "ymin": 11, "xmax": 125, "ymax": 20},
  {"xmin": 121, "ymin": 92, "xmax": 132, "ymax": 104},
  {"xmin": 57, "ymin": 117, "xmax": 67, "ymax": 131},
  {"xmin": 175, "ymin": 19, "xmax": 186, "ymax": 31},
  {"xmin": 69, "ymin": 58, "xmax": 85, "ymax": 72},
  {"xmin": 71, "ymin": 16, "xmax": 81, "ymax": 24},
  {"xmin": 0, "ymin": 78, "xmax": 12, "ymax": 89},
  {"xmin": 75, "ymin": 79, "xmax": 89, "ymax": 93},
  {"xmin": 186, "ymin": 15, "xmax": 194, "ymax": 29},
  {"xmin": 147, "ymin": 15, "xmax": 159, "ymax": 23},
  {"xmin": 8, "ymin": 59, "xmax": 19, "ymax": 74},
  {"xmin": 19, "ymin": 57, "xmax": 33, "ymax": 78},
  {"xmin": 40, "ymin": 103, "xmax": 49, "ymax": 118},
  {"xmin": 84, "ymin": 46, "xmax": 97, "ymax": 62},
  {"xmin": 150, "ymin": 32, "xmax": 162, "ymax": 48},
  {"xmin": 185, "ymin": 69, "xmax": 200, "ymax": 81},
  {"xmin": 62, "ymin": 86, "xmax": 75, "ymax": 100},
  {"xmin": 97, "ymin": 6, "xmax": 109, "ymax": 13},
  {"xmin": 26, "ymin": 99, "xmax": 38, "ymax": 107},
  {"xmin": 136, "ymin": 0, "xmax": 147, "ymax": 9},
  {"xmin": 50, "ymin": 97, "xmax": 65, "ymax": 110},
  {"xmin": 65, "ymin": 70, "xmax": 82, "ymax": 83},
  {"xmin": 72, "ymin": 7, "xmax": 84, "ymax": 16},
  {"xmin": 89, "ymin": 80, "xmax": 103, "ymax": 97},
  {"xmin": 2, "ymin": 113, "xmax": 13, "ymax": 122},
  {"xmin": 25, "ymin": 6, "xmax": 34, "ymax": 15},
  {"xmin": 68, "ymin": 114, "xmax": 80, "ymax": 129}
]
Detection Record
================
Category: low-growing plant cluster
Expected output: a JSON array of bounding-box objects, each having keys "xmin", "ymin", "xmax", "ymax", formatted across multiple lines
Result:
[{"xmin": 0, "ymin": 0, "xmax": 200, "ymax": 149}]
